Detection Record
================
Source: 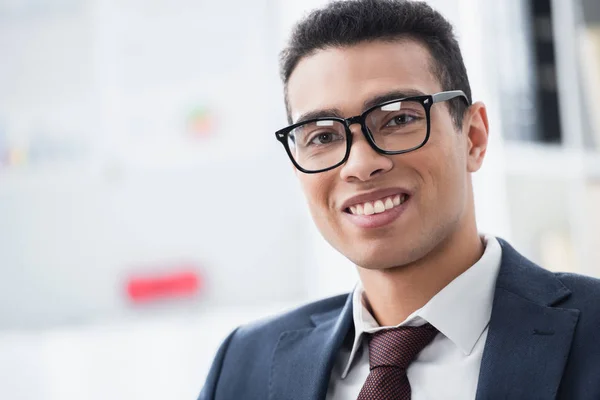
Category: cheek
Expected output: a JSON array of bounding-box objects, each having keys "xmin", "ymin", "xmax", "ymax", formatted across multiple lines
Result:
[
  {"xmin": 414, "ymin": 136, "xmax": 465, "ymax": 202},
  {"xmin": 298, "ymin": 174, "xmax": 335, "ymax": 217},
  {"xmin": 435, "ymin": 146, "xmax": 469, "ymax": 213},
  {"xmin": 298, "ymin": 174, "xmax": 345, "ymax": 243}
]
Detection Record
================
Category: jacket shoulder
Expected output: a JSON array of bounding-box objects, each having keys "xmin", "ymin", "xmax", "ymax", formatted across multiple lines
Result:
[
  {"xmin": 552, "ymin": 272, "xmax": 600, "ymax": 397},
  {"xmin": 554, "ymin": 271, "xmax": 600, "ymax": 307},
  {"xmin": 204, "ymin": 293, "xmax": 350, "ymax": 399},
  {"xmin": 236, "ymin": 293, "xmax": 350, "ymax": 341},
  {"xmin": 553, "ymin": 271, "xmax": 600, "ymax": 332}
]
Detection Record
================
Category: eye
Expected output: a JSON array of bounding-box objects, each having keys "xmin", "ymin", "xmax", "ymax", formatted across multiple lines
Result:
[
  {"xmin": 385, "ymin": 113, "xmax": 418, "ymax": 127},
  {"xmin": 308, "ymin": 131, "xmax": 344, "ymax": 146}
]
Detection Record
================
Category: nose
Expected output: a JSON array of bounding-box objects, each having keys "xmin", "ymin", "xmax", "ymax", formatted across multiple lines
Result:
[{"xmin": 339, "ymin": 124, "xmax": 393, "ymax": 182}]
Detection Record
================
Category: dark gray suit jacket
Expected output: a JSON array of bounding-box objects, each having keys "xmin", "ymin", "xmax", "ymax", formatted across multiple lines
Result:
[{"xmin": 199, "ymin": 239, "xmax": 600, "ymax": 399}]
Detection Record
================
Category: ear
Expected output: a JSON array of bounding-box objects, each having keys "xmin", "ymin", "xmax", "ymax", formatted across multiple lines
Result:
[{"xmin": 463, "ymin": 101, "xmax": 489, "ymax": 173}]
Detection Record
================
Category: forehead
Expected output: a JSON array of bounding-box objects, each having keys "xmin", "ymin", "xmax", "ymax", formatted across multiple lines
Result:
[{"xmin": 286, "ymin": 40, "xmax": 441, "ymax": 122}]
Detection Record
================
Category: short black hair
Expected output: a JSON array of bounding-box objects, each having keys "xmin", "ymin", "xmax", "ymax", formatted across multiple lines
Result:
[{"xmin": 279, "ymin": 0, "xmax": 472, "ymax": 127}]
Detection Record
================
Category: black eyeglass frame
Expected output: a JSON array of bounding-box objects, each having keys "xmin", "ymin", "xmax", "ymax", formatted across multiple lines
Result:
[{"xmin": 275, "ymin": 90, "xmax": 470, "ymax": 174}]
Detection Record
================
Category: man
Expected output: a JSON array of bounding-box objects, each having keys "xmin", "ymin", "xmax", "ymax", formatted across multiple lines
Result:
[{"xmin": 199, "ymin": 1, "xmax": 600, "ymax": 399}]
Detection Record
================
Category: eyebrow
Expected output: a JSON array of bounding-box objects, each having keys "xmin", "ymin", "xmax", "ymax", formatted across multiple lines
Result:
[
  {"xmin": 362, "ymin": 89, "xmax": 427, "ymax": 110},
  {"xmin": 292, "ymin": 89, "xmax": 427, "ymax": 125},
  {"xmin": 294, "ymin": 108, "xmax": 345, "ymax": 125}
]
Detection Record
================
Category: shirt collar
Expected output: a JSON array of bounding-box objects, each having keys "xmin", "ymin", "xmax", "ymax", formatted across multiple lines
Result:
[{"xmin": 341, "ymin": 235, "xmax": 502, "ymax": 379}]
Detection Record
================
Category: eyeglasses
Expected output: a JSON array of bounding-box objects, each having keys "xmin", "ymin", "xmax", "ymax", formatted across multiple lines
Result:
[{"xmin": 275, "ymin": 90, "xmax": 469, "ymax": 174}]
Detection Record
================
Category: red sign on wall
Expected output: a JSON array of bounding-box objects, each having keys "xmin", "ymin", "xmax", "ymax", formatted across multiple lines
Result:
[{"xmin": 126, "ymin": 269, "xmax": 202, "ymax": 303}]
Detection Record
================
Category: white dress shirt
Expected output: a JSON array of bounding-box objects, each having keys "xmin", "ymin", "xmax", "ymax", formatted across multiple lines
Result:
[{"xmin": 325, "ymin": 235, "xmax": 502, "ymax": 400}]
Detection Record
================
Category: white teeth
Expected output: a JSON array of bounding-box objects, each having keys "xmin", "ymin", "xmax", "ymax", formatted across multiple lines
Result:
[
  {"xmin": 374, "ymin": 200, "xmax": 385, "ymax": 213},
  {"xmin": 348, "ymin": 194, "xmax": 409, "ymax": 215},
  {"xmin": 384, "ymin": 198, "xmax": 394, "ymax": 210}
]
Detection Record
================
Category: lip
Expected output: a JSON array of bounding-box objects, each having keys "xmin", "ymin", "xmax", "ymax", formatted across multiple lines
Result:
[
  {"xmin": 343, "ymin": 195, "xmax": 411, "ymax": 229},
  {"xmin": 339, "ymin": 187, "xmax": 413, "ymax": 211}
]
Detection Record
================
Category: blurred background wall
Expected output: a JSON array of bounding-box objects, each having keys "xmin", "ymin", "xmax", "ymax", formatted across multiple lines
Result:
[{"xmin": 0, "ymin": 0, "xmax": 599, "ymax": 399}]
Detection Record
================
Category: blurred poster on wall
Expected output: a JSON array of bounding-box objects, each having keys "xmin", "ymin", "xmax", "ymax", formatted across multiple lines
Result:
[{"xmin": 93, "ymin": 0, "xmax": 277, "ymax": 168}]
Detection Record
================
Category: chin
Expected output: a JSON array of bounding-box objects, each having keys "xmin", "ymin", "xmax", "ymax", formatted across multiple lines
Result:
[
  {"xmin": 338, "ymin": 233, "xmax": 432, "ymax": 270},
  {"xmin": 345, "ymin": 246, "xmax": 419, "ymax": 270}
]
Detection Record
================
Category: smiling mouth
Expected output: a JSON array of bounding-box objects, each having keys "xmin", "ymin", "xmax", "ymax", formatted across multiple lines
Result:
[{"xmin": 344, "ymin": 194, "xmax": 409, "ymax": 215}]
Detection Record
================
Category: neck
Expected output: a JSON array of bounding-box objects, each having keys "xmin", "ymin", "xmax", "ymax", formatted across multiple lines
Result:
[{"xmin": 357, "ymin": 219, "xmax": 484, "ymax": 327}]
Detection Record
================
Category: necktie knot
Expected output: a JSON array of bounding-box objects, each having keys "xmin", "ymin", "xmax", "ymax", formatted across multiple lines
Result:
[{"xmin": 367, "ymin": 323, "xmax": 438, "ymax": 370}]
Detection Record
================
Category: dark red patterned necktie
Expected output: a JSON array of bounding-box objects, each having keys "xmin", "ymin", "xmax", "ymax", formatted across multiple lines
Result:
[{"xmin": 357, "ymin": 323, "xmax": 438, "ymax": 400}]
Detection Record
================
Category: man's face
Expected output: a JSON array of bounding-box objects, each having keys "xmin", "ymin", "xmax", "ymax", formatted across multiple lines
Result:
[{"xmin": 286, "ymin": 39, "xmax": 476, "ymax": 270}]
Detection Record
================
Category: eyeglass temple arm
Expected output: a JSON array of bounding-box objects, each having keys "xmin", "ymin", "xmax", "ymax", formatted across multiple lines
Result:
[{"xmin": 432, "ymin": 90, "xmax": 469, "ymax": 105}]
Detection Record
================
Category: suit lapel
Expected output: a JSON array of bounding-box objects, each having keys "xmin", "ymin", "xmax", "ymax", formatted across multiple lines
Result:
[
  {"xmin": 476, "ymin": 240, "xmax": 580, "ymax": 400},
  {"xmin": 269, "ymin": 294, "xmax": 353, "ymax": 400}
]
